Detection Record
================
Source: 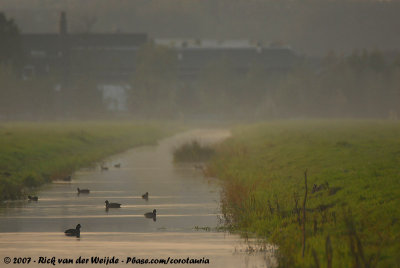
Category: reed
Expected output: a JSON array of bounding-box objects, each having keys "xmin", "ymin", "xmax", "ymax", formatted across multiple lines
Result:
[{"xmin": 173, "ymin": 140, "xmax": 215, "ymax": 162}]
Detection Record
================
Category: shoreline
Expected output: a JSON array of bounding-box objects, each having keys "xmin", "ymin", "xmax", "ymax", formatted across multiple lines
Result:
[{"xmin": 0, "ymin": 121, "xmax": 176, "ymax": 201}]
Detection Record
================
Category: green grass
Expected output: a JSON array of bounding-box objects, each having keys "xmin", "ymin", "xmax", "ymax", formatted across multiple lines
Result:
[
  {"xmin": 208, "ymin": 120, "xmax": 400, "ymax": 267},
  {"xmin": 0, "ymin": 121, "xmax": 176, "ymax": 201}
]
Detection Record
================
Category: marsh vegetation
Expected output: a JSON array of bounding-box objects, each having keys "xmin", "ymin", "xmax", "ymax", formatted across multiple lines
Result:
[
  {"xmin": 173, "ymin": 140, "xmax": 215, "ymax": 163},
  {"xmin": 208, "ymin": 121, "xmax": 400, "ymax": 267}
]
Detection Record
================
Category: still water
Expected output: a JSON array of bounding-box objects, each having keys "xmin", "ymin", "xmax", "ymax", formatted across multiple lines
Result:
[{"xmin": 0, "ymin": 130, "xmax": 276, "ymax": 267}]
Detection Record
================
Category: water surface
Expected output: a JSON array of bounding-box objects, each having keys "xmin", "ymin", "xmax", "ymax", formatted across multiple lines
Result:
[{"xmin": 0, "ymin": 130, "xmax": 276, "ymax": 267}]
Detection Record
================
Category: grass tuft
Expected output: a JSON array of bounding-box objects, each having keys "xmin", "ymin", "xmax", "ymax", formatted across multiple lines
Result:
[{"xmin": 173, "ymin": 140, "xmax": 215, "ymax": 162}]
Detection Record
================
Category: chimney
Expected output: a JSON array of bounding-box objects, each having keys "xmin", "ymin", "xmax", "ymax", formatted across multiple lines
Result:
[{"xmin": 59, "ymin": 11, "xmax": 67, "ymax": 35}]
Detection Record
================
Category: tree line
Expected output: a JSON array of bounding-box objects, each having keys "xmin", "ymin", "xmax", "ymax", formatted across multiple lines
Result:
[{"xmin": 129, "ymin": 45, "xmax": 400, "ymax": 120}]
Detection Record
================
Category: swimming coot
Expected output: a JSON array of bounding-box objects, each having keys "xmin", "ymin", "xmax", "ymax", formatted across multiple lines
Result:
[
  {"xmin": 100, "ymin": 165, "xmax": 108, "ymax": 171},
  {"xmin": 144, "ymin": 209, "xmax": 157, "ymax": 218},
  {"xmin": 64, "ymin": 224, "xmax": 81, "ymax": 237},
  {"xmin": 77, "ymin": 188, "xmax": 90, "ymax": 194},
  {"xmin": 105, "ymin": 200, "xmax": 121, "ymax": 208},
  {"xmin": 28, "ymin": 195, "xmax": 38, "ymax": 201}
]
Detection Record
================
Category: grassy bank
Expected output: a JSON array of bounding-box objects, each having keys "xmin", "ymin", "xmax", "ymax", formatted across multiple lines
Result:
[
  {"xmin": 208, "ymin": 121, "xmax": 400, "ymax": 267},
  {"xmin": 0, "ymin": 121, "xmax": 175, "ymax": 201}
]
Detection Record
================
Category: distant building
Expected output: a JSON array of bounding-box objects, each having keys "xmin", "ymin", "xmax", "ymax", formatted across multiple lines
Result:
[
  {"xmin": 21, "ymin": 12, "xmax": 148, "ymax": 82},
  {"xmin": 155, "ymin": 38, "xmax": 299, "ymax": 81},
  {"xmin": 21, "ymin": 13, "xmax": 298, "ymax": 83},
  {"xmin": 20, "ymin": 12, "xmax": 148, "ymax": 112},
  {"xmin": 20, "ymin": 13, "xmax": 299, "ymax": 111}
]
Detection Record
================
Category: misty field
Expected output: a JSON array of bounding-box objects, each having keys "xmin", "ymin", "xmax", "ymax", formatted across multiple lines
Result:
[
  {"xmin": 0, "ymin": 122, "xmax": 174, "ymax": 201},
  {"xmin": 208, "ymin": 121, "xmax": 400, "ymax": 267}
]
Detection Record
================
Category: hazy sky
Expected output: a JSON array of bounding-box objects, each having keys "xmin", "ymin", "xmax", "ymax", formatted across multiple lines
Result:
[{"xmin": 2, "ymin": 0, "xmax": 400, "ymax": 55}]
